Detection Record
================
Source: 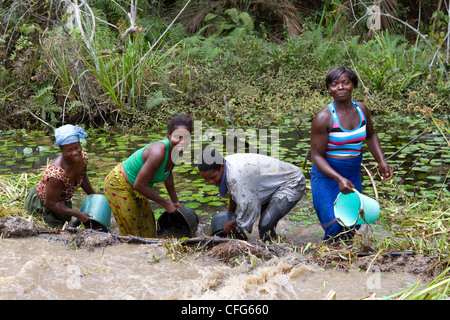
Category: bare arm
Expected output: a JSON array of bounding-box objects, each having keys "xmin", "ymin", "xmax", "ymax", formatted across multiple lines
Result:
[
  {"xmin": 164, "ymin": 171, "xmax": 182, "ymax": 209},
  {"xmin": 132, "ymin": 142, "xmax": 178, "ymax": 213},
  {"xmin": 358, "ymin": 102, "xmax": 393, "ymax": 181},
  {"xmin": 81, "ymin": 175, "xmax": 95, "ymax": 195},
  {"xmin": 227, "ymin": 194, "xmax": 237, "ymax": 212},
  {"xmin": 44, "ymin": 177, "xmax": 91, "ymax": 223},
  {"xmin": 223, "ymin": 195, "xmax": 237, "ymax": 234}
]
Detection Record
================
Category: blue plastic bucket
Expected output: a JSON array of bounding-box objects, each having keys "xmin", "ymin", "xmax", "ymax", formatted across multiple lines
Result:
[
  {"xmin": 334, "ymin": 189, "xmax": 380, "ymax": 227},
  {"xmin": 80, "ymin": 194, "xmax": 112, "ymax": 231}
]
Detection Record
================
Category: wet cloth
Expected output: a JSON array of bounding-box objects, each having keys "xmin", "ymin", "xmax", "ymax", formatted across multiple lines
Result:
[
  {"xmin": 311, "ymin": 153, "xmax": 363, "ymax": 240},
  {"xmin": 24, "ymin": 187, "xmax": 72, "ymax": 228},
  {"xmin": 258, "ymin": 196, "xmax": 299, "ymax": 241},
  {"xmin": 55, "ymin": 124, "xmax": 88, "ymax": 147},
  {"xmin": 223, "ymin": 153, "xmax": 306, "ymax": 234},
  {"xmin": 104, "ymin": 164, "xmax": 156, "ymax": 237}
]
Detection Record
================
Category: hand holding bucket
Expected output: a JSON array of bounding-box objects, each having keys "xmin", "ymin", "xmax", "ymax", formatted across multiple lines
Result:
[
  {"xmin": 334, "ymin": 189, "xmax": 380, "ymax": 227},
  {"xmin": 79, "ymin": 194, "xmax": 112, "ymax": 231}
]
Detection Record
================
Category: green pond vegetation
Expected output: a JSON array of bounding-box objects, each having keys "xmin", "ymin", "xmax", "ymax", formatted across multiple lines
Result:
[
  {"xmin": 1, "ymin": 0, "xmax": 450, "ymax": 299},
  {"xmin": 1, "ymin": 113, "xmax": 449, "ymax": 299}
]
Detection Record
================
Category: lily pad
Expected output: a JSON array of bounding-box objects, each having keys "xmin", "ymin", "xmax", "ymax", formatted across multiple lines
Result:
[
  {"xmin": 23, "ymin": 147, "xmax": 33, "ymax": 156},
  {"xmin": 208, "ymin": 201, "xmax": 225, "ymax": 206},
  {"xmin": 184, "ymin": 202, "xmax": 201, "ymax": 209}
]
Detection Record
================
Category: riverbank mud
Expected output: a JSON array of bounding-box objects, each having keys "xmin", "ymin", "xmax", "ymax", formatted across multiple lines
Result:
[{"xmin": 0, "ymin": 216, "xmax": 39, "ymax": 238}]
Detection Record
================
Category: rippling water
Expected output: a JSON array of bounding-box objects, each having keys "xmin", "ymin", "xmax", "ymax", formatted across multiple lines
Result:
[{"xmin": 0, "ymin": 222, "xmax": 418, "ymax": 300}]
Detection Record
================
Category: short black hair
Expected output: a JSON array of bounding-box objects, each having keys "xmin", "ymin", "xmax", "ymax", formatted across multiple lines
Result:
[
  {"xmin": 167, "ymin": 114, "xmax": 193, "ymax": 136},
  {"xmin": 197, "ymin": 148, "xmax": 224, "ymax": 172},
  {"xmin": 325, "ymin": 66, "xmax": 358, "ymax": 89}
]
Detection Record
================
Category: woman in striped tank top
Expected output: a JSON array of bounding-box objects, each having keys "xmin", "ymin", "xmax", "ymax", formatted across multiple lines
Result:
[{"xmin": 310, "ymin": 66, "xmax": 393, "ymax": 242}]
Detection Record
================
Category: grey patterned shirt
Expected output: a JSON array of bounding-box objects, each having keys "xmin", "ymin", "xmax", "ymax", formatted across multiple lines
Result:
[{"xmin": 224, "ymin": 153, "xmax": 306, "ymax": 233}]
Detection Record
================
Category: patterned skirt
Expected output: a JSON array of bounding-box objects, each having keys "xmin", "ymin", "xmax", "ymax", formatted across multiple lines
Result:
[{"xmin": 104, "ymin": 164, "xmax": 156, "ymax": 237}]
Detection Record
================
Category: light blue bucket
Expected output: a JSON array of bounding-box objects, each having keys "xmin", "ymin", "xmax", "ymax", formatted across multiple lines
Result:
[
  {"xmin": 79, "ymin": 194, "xmax": 112, "ymax": 231},
  {"xmin": 334, "ymin": 189, "xmax": 380, "ymax": 227}
]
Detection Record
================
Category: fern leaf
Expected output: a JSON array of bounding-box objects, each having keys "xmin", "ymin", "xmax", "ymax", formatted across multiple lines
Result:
[
  {"xmin": 145, "ymin": 91, "xmax": 169, "ymax": 111},
  {"xmin": 204, "ymin": 13, "xmax": 218, "ymax": 22},
  {"xmin": 225, "ymin": 8, "xmax": 239, "ymax": 24},
  {"xmin": 31, "ymin": 86, "xmax": 56, "ymax": 109},
  {"xmin": 238, "ymin": 12, "xmax": 254, "ymax": 32}
]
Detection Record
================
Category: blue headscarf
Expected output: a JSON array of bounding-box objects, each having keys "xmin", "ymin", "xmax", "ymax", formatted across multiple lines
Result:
[{"xmin": 55, "ymin": 124, "xmax": 88, "ymax": 147}]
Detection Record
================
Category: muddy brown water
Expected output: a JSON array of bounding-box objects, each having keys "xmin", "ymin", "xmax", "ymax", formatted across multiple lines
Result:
[
  {"xmin": 0, "ymin": 239, "xmax": 417, "ymax": 300},
  {"xmin": 0, "ymin": 216, "xmax": 421, "ymax": 300}
]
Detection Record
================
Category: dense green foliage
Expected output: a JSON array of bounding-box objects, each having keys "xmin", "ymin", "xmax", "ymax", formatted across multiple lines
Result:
[{"xmin": 0, "ymin": 0, "xmax": 449, "ymax": 131}]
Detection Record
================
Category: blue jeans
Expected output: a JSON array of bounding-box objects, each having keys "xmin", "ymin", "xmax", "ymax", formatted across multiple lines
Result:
[{"xmin": 311, "ymin": 154, "xmax": 363, "ymax": 241}]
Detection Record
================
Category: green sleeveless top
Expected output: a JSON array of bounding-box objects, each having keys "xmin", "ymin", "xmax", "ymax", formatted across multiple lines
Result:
[{"xmin": 122, "ymin": 139, "xmax": 173, "ymax": 188}]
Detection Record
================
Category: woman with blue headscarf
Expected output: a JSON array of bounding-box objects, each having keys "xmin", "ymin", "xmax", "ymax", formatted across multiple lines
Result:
[{"xmin": 24, "ymin": 124, "xmax": 95, "ymax": 228}]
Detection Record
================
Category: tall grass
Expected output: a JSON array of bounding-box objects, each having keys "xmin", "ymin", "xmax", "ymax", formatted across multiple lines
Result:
[
  {"xmin": 0, "ymin": 172, "xmax": 40, "ymax": 209},
  {"xmin": 378, "ymin": 195, "xmax": 450, "ymax": 255},
  {"xmin": 386, "ymin": 266, "xmax": 450, "ymax": 300},
  {"xmin": 77, "ymin": 26, "xmax": 179, "ymax": 114},
  {"xmin": 351, "ymin": 30, "xmax": 433, "ymax": 97}
]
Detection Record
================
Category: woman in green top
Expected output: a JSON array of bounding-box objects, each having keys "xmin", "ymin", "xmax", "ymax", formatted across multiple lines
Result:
[{"xmin": 104, "ymin": 114, "xmax": 193, "ymax": 237}]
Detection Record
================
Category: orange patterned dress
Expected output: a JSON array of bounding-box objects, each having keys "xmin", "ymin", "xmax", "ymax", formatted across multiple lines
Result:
[
  {"xmin": 35, "ymin": 151, "xmax": 89, "ymax": 203},
  {"xmin": 24, "ymin": 152, "xmax": 89, "ymax": 228}
]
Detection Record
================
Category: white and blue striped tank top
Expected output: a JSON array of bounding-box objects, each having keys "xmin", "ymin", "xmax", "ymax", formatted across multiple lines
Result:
[{"xmin": 326, "ymin": 101, "xmax": 366, "ymax": 157}]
